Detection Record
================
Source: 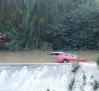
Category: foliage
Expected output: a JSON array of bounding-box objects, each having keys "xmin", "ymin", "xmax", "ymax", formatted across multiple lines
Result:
[
  {"xmin": 72, "ymin": 62, "xmax": 80, "ymax": 73},
  {"xmin": 0, "ymin": 43, "xmax": 6, "ymax": 50},
  {"xmin": 96, "ymin": 55, "xmax": 99, "ymax": 65},
  {"xmin": 83, "ymin": 74, "xmax": 86, "ymax": 85},
  {"xmin": 93, "ymin": 80, "xmax": 99, "ymax": 90},
  {"xmin": 69, "ymin": 78, "xmax": 75, "ymax": 91},
  {"xmin": 0, "ymin": 0, "xmax": 99, "ymax": 50}
]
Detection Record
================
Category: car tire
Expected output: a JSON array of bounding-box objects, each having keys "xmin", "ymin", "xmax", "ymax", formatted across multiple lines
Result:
[{"xmin": 63, "ymin": 59, "xmax": 68, "ymax": 63}]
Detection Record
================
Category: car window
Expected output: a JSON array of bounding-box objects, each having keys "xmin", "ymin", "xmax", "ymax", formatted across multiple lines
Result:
[
  {"xmin": 54, "ymin": 53, "xmax": 59, "ymax": 55},
  {"xmin": 66, "ymin": 54, "xmax": 72, "ymax": 57},
  {"xmin": 72, "ymin": 54, "xmax": 78, "ymax": 58}
]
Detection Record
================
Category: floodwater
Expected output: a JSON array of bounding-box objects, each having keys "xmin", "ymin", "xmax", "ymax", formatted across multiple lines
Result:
[{"xmin": 0, "ymin": 50, "xmax": 98, "ymax": 63}]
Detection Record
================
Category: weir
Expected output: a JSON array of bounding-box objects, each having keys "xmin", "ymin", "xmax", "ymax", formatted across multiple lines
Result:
[{"xmin": 0, "ymin": 63, "xmax": 99, "ymax": 91}]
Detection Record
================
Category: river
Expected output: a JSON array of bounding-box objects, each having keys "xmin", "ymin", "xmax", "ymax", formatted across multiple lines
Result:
[{"xmin": 0, "ymin": 50, "xmax": 98, "ymax": 63}]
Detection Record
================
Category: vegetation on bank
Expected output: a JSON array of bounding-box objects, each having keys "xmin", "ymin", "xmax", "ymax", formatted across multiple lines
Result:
[
  {"xmin": 72, "ymin": 62, "xmax": 80, "ymax": 73},
  {"xmin": 69, "ymin": 77, "xmax": 75, "ymax": 91},
  {"xmin": 0, "ymin": 0, "xmax": 99, "ymax": 51},
  {"xmin": 93, "ymin": 80, "xmax": 99, "ymax": 90},
  {"xmin": 96, "ymin": 55, "xmax": 99, "ymax": 65}
]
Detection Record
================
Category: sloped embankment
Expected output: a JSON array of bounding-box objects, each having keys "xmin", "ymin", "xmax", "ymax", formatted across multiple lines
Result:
[{"xmin": 0, "ymin": 63, "xmax": 99, "ymax": 91}]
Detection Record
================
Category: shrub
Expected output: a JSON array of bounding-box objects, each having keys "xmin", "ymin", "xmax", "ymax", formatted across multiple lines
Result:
[
  {"xmin": 96, "ymin": 55, "xmax": 99, "ymax": 65},
  {"xmin": 69, "ymin": 78, "xmax": 75, "ymax": 91},
  {"xmin": 72, "ymin": 62, "xmax": 80, "ymax": 73},
  {"xmin": 93, "ymin": 80, "xmax": 99, "ymax": 90},
  {"xmin": 83, "ymin": 74, "xmax": 86, "ymax": 85},
  {"xmin": 0, "ymin": 43, "xmax": 6, "ymax": 50}
]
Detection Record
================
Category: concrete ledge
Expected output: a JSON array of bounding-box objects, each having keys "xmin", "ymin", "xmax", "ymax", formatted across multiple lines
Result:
[{"xmin": 0, "ymin": 62, "xmax": 97, "ymax": 67}]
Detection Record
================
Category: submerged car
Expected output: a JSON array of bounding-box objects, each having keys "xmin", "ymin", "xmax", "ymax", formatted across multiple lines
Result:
[
  {"xmin": 56, "ymin": 53, "xmax": 86, "ymax": 63},
  {"xmin": 49, "ymin": 52, "xmax": 64, "ymax": 55}
]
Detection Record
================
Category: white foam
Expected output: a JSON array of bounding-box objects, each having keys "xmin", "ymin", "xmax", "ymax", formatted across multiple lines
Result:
[{"xmin": 0, "ymin": 63, "xmax": 98, "ymax": 91}]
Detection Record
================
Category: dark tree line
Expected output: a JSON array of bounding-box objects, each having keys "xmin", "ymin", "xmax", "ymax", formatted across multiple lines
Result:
[{"xmin": 0, "ymin": 0, "xmax": 99, "ymax": 51}]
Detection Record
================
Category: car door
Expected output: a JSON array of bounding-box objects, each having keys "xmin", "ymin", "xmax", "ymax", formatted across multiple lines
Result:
[{"xmin": 66, "ymin": 54, "xmax": 74, "ymax": 62}]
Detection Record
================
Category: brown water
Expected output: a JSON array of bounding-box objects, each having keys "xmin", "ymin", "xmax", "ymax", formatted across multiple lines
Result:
[{"xmin": 0, "ymin": 50, "xmax": 98, "ymax": 63}]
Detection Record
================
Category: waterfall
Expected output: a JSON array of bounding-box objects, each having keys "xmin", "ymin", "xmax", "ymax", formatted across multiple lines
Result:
[{"xmin": 0, "ymin": 63, "xmax": 98, "ymax": 91}]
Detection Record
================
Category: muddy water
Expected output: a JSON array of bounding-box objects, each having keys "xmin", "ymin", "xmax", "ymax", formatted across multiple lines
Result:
[{"xmin": 0, "ymin": 50, "xmax": 98, "ymax": 63}]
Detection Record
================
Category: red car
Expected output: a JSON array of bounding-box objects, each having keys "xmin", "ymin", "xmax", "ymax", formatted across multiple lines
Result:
[{"xmin": 56, "ymin": 53, "xmax": 86, "ymax": 63}]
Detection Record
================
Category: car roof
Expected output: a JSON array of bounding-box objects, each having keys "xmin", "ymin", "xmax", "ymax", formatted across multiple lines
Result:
[{"xmin": 63, "ymin": 53, "xmax": 77, "ymax": 55}]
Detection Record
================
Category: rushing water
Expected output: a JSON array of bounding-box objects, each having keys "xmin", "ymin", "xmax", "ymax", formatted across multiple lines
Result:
[
  {"xmin": 0, "ymin": 50, "xmax": 98, "ymax": 63},
  {"xmin": 0, "ymin": 63, "xmax": 99, "ymax": 91}
]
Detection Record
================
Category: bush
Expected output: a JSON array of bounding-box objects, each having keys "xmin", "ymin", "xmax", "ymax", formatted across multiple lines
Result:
[
  {"xmin": 96, "ymin": 55, "xmax": 99, "ymax": 65},
  {"xmin": 72, "ymin": 62, "xmax": 80, "ymax": 73},
  {"xmin": 93, "ymin": 80, "xmax": 99, "ymax": 90},
  {"xmin": 69, "ymin": 78, "xmax": 75, "ymax": 91},
  {"xmin": 0, "ymin": 43, "xmax": 6, "ymax": 50}
]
